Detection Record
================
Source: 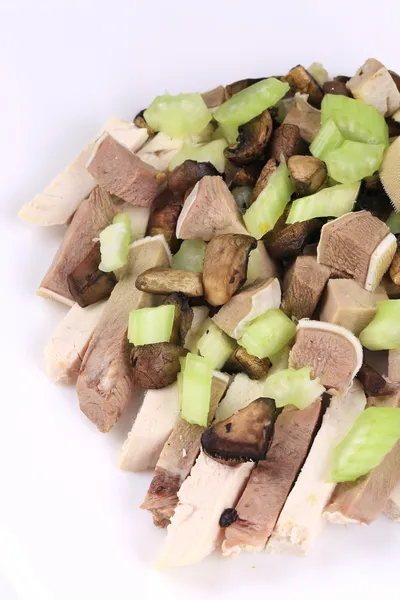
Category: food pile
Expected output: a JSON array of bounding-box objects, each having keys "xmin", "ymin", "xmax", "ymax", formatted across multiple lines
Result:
[{"xmin": 20, "ymin": 58, "xmax": 400, "ymax": 567}]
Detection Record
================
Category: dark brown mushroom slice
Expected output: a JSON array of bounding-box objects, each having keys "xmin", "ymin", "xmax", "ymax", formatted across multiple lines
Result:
[
  {"xmin": 130, "ymin": 343, "xmax": 188, "ymax": 389},
  {"xmin": 288, "ymin": 155, "xmax": 327, "ymax": 197},
  {"xmin": 252, "ymin": 158, "xmax": 277, "ymax": 202},
  {"xmin": 322, "ymin": 80, "xmax": 350, "ymax": 97},
  {"xmin": 224, "ymin": 110, "xmax": 273, "ymax": 165},
  {"xmin": 386, "ymin": 116, "xmax": 400, "ymax": 138},
  {"xmin": 225, "ymin": 78, "xmax": 264, "ymax": 99},
  {"xmin": 233, "ymin": 347, "xmax": 270, "ymax": 380},
  {"xmin": 281, "ymin": 65, "xmax": 323, "ymax": 106},
  {"xmin": 389, "ymin": 70, "xmax": 400, "ymax": 92},
  {"xmin": 264, "ymin": 218, "xmax": 323, "ymax": 260},
  {"xmin": 163, "ymin": 292, "xmax": 194, "ymax": 346},
  {"xmin": 269, "ymin": 124, "xmax": 307, "ymax": 162},
  {"xmin": 146, "ymin": 190, "xmax": 182, "ymax": 252},
  {"xmin": 357, "ymin": 363, "xmax": 386, "ymax": 398},
  {"xmin": 201, "ymin": 85, "xmax": 226, "ymax": 109},
  {"xmin": 201, "ymin": 398, "xmax": 276, "ymax": 465},
  {"xmin": 202, "ymin": 234, "xmax": 257, "ymax": 306},
  {"xmin": 133, "ymin": 109, "xmax": 155, "ymax": 136},
  {"xmin": 334, "ymin": 75, "xmax": 351, "ymax": 84},
  {"xmin": 168, "ymin": 160, "xmax": 219, "ymax": 201},
  {"xmin": 67, "ymin": 242, "xmax": 117, "ymax": 308},
  {"xmin": 355, "ymin": 180, "xmax": 393, "ymax": 221},
  {"xmin": 219, "ymin": 508, "xmax": 238, "ymax": 528},
  {"xmin": 136, "ymin": 267, "xmax": 204, "ymax": 297}
]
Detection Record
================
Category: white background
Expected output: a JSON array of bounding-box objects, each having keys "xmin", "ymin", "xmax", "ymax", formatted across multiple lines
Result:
[{"xmin": 1, "ymin": 1, "xmax": 399, "ymax": 599}]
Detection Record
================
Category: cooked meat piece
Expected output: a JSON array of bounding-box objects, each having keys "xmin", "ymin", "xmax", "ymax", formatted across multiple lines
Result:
[
  {"xmin": 137, "ymin": 132, "xmax": 182, "ymax": 171},
  {"xmin": 283, "ymin": 93, "xmax": 321, "ymax": 143},
  {"xmin": 388, "ymin": 349, "xmax": 400, "ymax": 383},
  {"xmin": 269, "ymin": 124, "xmax": 306, "ymax": 162},
  {"xmin": 357, "ymin": 363, "xmax": 386, "ymax": 397},
  {"xmin": 282, "ymin": 256, "xmax": 330, "ymax": 320},
  {"xmin": 67, "ymin": 242, "xmax": 117, "ymax": 307},
  {"xmin": 245, "ymin": 242, "xmax": 279, "ymax": 285},
  {"xmin": 201, "ymin": 85, "xmax": 226, "ymax": 108},
  {"xmin": 168, "ymin": 160, "xmax": 219, "ymax": 201},
  {"xmin": 214, "ymin": 373, "xmax": 266, "ymax": 423},
  {"xmin": 222, "ymin": 402, "xmax": 322, "ymax": 556},
  {"xmin": 76, "ymin": 236, "xmax": 171, "ymax": 432},
  {"xmin": 384, "ymin": 482, "xmax": 400, "ymax": 522},
  {"xmin": 146, "ymin": 190, "xmax": 182, "ymax": 252},
  {"xmin": 346, "ymin": 58, "xmax": 400, "ymax": 117}
]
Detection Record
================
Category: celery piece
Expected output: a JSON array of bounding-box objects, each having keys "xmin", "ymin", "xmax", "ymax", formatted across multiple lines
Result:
[
  {"xmin": 113, "ymin": 212, "xmax": 133, "ymax": 241},
  {"xmin": 331, "ymin": 407, "xmax": 400, "ymax": 482},
  {"xmin": 168, "ymin": 139, "xmax": 227, "ymax": 173},
  {"xmin": 359, "ymin": 300, "xmax": 400, "ymax": 350},
  {"xmin": 307, "ymin": 62, "xmax": 329, "ymax": 87},
  {"xmin": 99, "ymin": 222, "xmax": 131, "ymax": 272},
  {"xmin": 310, "ymin": 118, "xmax": 344, "ymax": 160},
  {"xmin": 172, "ymin": 240, "xmax": 206, "ymax": 273},
  {"xmin": 179, "ymin": 353, "xmax": 213, "ymax": 426},
  {"xmin": 264, "ymin": 367, "xmax": 325, "ymax": 410},
  {"xmin": 128, "ymin": 305, "xmax": 175, "ymax": 345},
  {"xmin": 243, "ymin": 162, "xmax": 294, "ymax": 239},
  {"xmin": 324, "ymin": 141, "xmax": 385, "ymax": 184},
  {"xmin": 196, "ymin": 322, "xmax": 236, "ymax": 370},
  {"xmin": 387, "ymin": 212, "xmax": 400, "ymax": 235},
  {"xmin": 286, "ymin": 182, "xmax": 360, "ymax": 224},
  {"xmin": 219, "ymin": 123, "xmax": 239, "ymax": 144},
  {"xmin": 238, "ymin": 308, "xmax": 296, "ymax": 359},
  {"xmin": 214, "ymin": 78, "xmax": 289, "ymax": 129},
  {"xmin": 144, "ymin": 93, "xmax": 212, "ymax": 139},
  {"xmin": 321, "ymin": 94, "xmax": 389, "ymax": 147}
]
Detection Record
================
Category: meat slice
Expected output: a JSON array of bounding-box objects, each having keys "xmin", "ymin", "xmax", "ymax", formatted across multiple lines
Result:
[
  {"xmin": 267, "ymin": 383, "xmax": 366, "ymax": 555},
  {"xmin": 86, "ymin": 134, "xmax": 166, "ymax": 207},
  {"xmin": 281, "ymin": 256, "xmax": 330, "ymax": 320},
  {"xmin": 44, "ymin": 301, "xmax": 106, "ymax": 384},
  {"xmin": 388, "ymin": 349, "xmax": 400, "ymax": 383},
  {"xmin": 119, "ymin": 383, "xmax": 180, "ymax": 472},
  {"xmin": 384, "ymin": 482, "xmax": 400, "ymax": 522},
  {"xmin": 214, "ymin": 373, "xmax": 266, "ymax": 423},
  {"xmin": 141, "ymin": 373, "xmax": 229, "ymax": 527},
  {"xmin": 76, "ymin": 235, "xmax": 171, "ymax": 432},
  {"xmin": 157, "ymin": 452, "xmax": 253, "ymax": 568},
  {"xmin": 222, "ymin": 401, "xmax": 322, "ymax": 557}
]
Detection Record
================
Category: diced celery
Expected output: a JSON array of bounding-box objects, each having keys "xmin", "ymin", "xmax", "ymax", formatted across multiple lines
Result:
[
  {"xmin": 264, "ymin": 367, "xmax": 325, "ymax": 410},
  {"xmin": 168, "ymin": 139, "xmax": 227, "ymax": 173},
  {"xmin": 127, "ymin": 305, "xmax": 175, "ymax": 345},
  {"xmin": 99, "ymin": 222, "xmax": 131, "ymax": 272},
  {"xmin": 321, "ymin": 94, "xmax": 389, "ymax": 147},
  {"xmin": 307, "ymin": 62, "xmax": 329, "ymax": 87},
  {"xmin": 359, "ymin": 300, "xmax": 400, "ymax": 350},
  {"xmin": 310, "ymin": 118, "xmax": 344, "ymax": 160},
  {"xmin": 172, "ymin": 240, "xmax": 206, "ymax": 273},
  {"xmin": 238, "ymin": 308, "xmax": 296, "ymax": 359},
  {"xmin": 214, "ymin": 78, "xmax": 289, "ymax": 129},
  {"xmin": 387, "ymin": 212, "xmax": 400, "ymax": 234},
  {"xmin": 331, "ymin": 407, "xmax": 400, "ymax": 482},
  {"xmin": 219, "ymin": 123, "xmax": 239, "ymax": 144},
  {"xmin": 179, "ymin": 353, "xmax": 213, "ymax": 426},
  {"xmin": 113, "ymin": 212, "xmax": 133, "ymax": 241},
  {"xmin": 286, "ymin": 182, "xmax": 360, "ymax": 224},
  {"xmin": 324, "ymin": 141, "xmax": 385, "ymax": 184},
  {"xmin": 243, "ymin": 163, "xmax": 294, "ymax": 239},
  {"xmin": 196, "ymin": 322, "xmax": 236, "ymax": 370},
  {"xmin": 144, "ymin": 93, "xmax": 211, "ymax": 139}
]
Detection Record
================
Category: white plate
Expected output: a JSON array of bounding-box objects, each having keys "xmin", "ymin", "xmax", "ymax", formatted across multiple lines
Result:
[{"xmin": 1, "ymin": 1, "xmax": 399, "ymax": 599}]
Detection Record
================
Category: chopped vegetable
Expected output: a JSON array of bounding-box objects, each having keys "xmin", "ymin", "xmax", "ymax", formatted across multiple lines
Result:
[
  {"xmin": 287, "ymin": 182, "xmax": 360, "ymax": 224},
  {"xmin": 196, "ymin": 322, "xmax": 236, "ymax": 370},
  {"xmin": 99, "ymin": 222, "xmax": 131, "ymax": 272},
  {"xmin": 307, "ymin": 62, "xmax": 329, "ymax": 87},
  {"xmin": 310, "ymin": 118, "xmax": 344, "ymax": 160},
  {"xmin": 331, "ymin": 407, "xmax": 400, "ymax": 482},
  {"xmin": 387, "ymin": 212, "xmax": 400, "ymax": 234},
  {"xmin": 127, "ymin": 305, "xmax": 175, "ymax": 345},
  {"xmin": 238, "ymin": 308, "xmax": 296, "ymax": 359},
  {"xmin": 179, "ymin": 353, "xmax": 213, "ymax": 426},
  {"xmin": 324, "ymin": 141, "xmax": 385, "ymax": 184},
  {"xmin": 359, "ymin": 299, "xmax": 400, "ymax": 350},
  {"xmin": 144, "ymin": 93, "xmax": 211, "ymax": 139},
  {"xmin": 264, "ymin": 367, "xmax": 325, "ymax": 410},
  {"xmin": 172, "ymin": 240, "xmax": 206, "ymax": 273},
  {"xmin": 112, "ymin": 212, "xmax": 133, "ymax": 240},
  {"xmin": 168, "ymin": 139, "xmax": 227, "ymax": 173}
]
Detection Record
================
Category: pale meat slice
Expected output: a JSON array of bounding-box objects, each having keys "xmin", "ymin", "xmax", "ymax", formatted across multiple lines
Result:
[
  {"xmin": 384, "ymin": 481, "xmax": 400, "ymax": 522},
  {"xmin": 119, "ymin": 383, "xmax": 180, "ymax": 472},
  {"xmin": 323, "ymin": 387, "xmax": 400, "ymax": 525},
  {"xmin": 86, "ymin": 134, "xmax": 165, "ymax": 207},
  {"xmin": 141, "ymin": 373, "xmax": 229, "ymax": 527},
  {"xmin": 137, "ymin": 132, "xmax": 182, "ymax": 171},
  {"xmin": 157, "ymin": 452, "xmax": 253, "ymax": 568},
  {"xmin": 388, "ymin": 349, "xmax": 400, "ymax": 383},
  {"xmin": 267, "ymin": 383, "xmax": 366, "ymax": 555},
  {"xmin": 281, "ymin": 256, "xmax": 330, "ymax": 320},
  {"xmin": 44, "ymin": 301, "xmax": 106, "ymax": 384},
  {"xmin": 214, "ymin": 373, "xmax": 266, "ymax": 423},
  {"xmin": 19, "ymin": 118, "xmax": 148, "ymax": 226},
  {"xmin": 222, "ymin": 401, "xmax": 322, "ymax": 557},
  {"xmin": 346, "ymin": 58, "xmax": 400, "ymax": 117},
  {"xmin": 76, "ymin": 236, "xmax": 171, "ymax": 432}
]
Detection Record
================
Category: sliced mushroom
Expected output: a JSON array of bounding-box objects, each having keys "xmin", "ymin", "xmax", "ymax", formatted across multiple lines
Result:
[
  {"xmin": 264, "ymin": 218, "xmax": 322, "ymax": 260},
  {"xmin": 380, "ymin": 136, "xmax": 400, "ymax": 212},
  {"xmin": 134, "ymin": 109, "xmax": 155, "ymax": 136},
  {"xmin": 163, "ymin": 292, "xmax": 193, "ymax": 346},
  {"xmin": 201, "ymin": 398, "xmax": 276, "ymax": 465},
  {"xmin": 232, "ymin": 163, "xmax": 263, "ymax": 187},
  {"xmin": 335, "ymin": 75, "xmax": 351, "ymax": 84},
  {"xmin": 322, "ymin": 81, "xmax": 349, "ymax": 97},
  {"xmin": 201, "ymin": 85, "xmax": 226, "ymax": 109},
  {"xmin": 67, "ymin": 242, "xmax": 117, "ymax": 308},
  {"xmin": 357, "ymin": 363, "xmax": 386, "ymax": 397},
  {"xmin": 224, "ymin": 110, "xmax": 273, "ymax": 165},
  {"xmin": 146, "ymin": 190, "xmax": 182, "ymax": 252},
  {"xmin": 282, "ymin": 65, "xmax": 323, "ymax": 107},
  {"xmin": 317, "ymin": 211, "xmax": 397, "ymax": 291},
  {"xmin": 136, "ymin": 267, "xmax": 203, "ymax": 297},
  {"xmin": 282, "ymin": 256, "xmax": 330, "ymax": 320},
  {"xmin": 283, "ymin": 93, "xmax": 321, "ymax": 143},
  {"xmin": 289, "ymin": 320, "xmax": 363, "ymax": 394},
  {"xmin": 202, "ymin": 234, "xmax": 257, "ymax": 306},
  {"xmin": 252, "ymin": 159, "xmax": 277, "ymax": 203},
  {"xmin": 269, "ymin": 124, "xmax": 306, "ymax": 161},
  {"xmin": 287, "ymin": 155, "xmax": 327, "ymax": 197},
  {"xmin": 346, "ymin": 58, "xmax": 400, "ymax": 117},
  {"xmin": 225, "ymin": 78, "xmax": 263, "ymax": 99},
  {"xmin": 355, "ymin": 179, "xmax": 393, "ymax": 221},
  {"xmin": 130, "ymin": 343, "xmax": 188, "ymax": 389},
  {"xmin": 390, "ymin": 242, "xmax": 400, "ymax": 285},
  {"xmin": 232, "ymin": 347, "xmax": 270, "ymax": 380},
  {"xmin": 168, "ymin": 160, "xmax": 219, "ymax": 200}
]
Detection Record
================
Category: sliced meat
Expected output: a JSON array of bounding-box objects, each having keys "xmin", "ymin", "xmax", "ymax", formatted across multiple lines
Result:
[
  {"xmin": 137, "ymin": 132, "xmax": 182, "ymax": 171},
  {"xmin": 214, "ymin": 373, "xmax": 266, "ymax": 423},
  {"xmin": 76, "ymin": 236, "xmax": 171, "ymax": 432},
  {"xmin": 281, "ymin": 256, "xmax": 330, "ymax": 320},
  {"xmin": 384, "ymin": 482, "xmax": 400, "ymax": 522},
  {"xmin": 388, "ymin": 349, "xmax": 400, "ymax": 383}
]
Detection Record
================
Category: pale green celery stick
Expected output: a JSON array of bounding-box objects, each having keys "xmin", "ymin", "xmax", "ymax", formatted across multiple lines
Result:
[
  {"xmin": 310, "ymin": 118, "xmax": 343, "ymax": 160},
  {"xmin": 219, "ymin": 123, "xmax": 239, "ymax": 144},
  {"xmin": 168, "ymin": 139, "xmax": 227, "ymax": 173},
  {"xmin": 172, "ymin": 240, "xmax": 206, "ymax": 273},
  {"xmin": 387, "ymin": 212, "xmax": 400, "ymax": 234},
  {"xmin": 144, "ymin": 93, "xmax": 211, "ymax": 139},
  {"xmin": 99, "ymin": 222, "xmax": 131, "ymax": 272},
  {"xmin": 287, "ymin": 182, "xmax": 360, "ymax": 224},
  {"xmin": 331, "ymin": 407, "xmax": 400, "ymax": 482},
  {"xmin": 113, "ymin": 212, "xmax": 133, "ymax": 241},
  {"xmin": 359, "ymin": 300, "xmax": 400, "ymax": 350},
  {"xmin": 307, "ymin": 62, "xmax": 329, "ymax": 87},
  {"xmin": 238, "ymin": 308, "xmax": 296, "ymax": 359},
  {"xmin": 127, "ymin": 305, "xmax": 175, "ymax": 345},
  {"xmin": 179, "ymin": 353, "xmax": 213, "ymax": 426},
  {"xmin": 264, "ymin": 367, "xmax": 325, "ymax": 410},
  {"xmin": 324, "ymin": 141, "xmax": 385, "ymax": 184},
  {"xmin": 196, "ymin": 322, "xmax": 236, "ymax": 370},
  {"xmin": 243, "ymin": 162, "xmax": 294, "ymax": 239}
]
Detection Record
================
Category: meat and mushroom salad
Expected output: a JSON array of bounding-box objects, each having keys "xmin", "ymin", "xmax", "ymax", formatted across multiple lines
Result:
[{"xmin": 20, "ymin": 58, "xmax": 400, "ymax": 567}]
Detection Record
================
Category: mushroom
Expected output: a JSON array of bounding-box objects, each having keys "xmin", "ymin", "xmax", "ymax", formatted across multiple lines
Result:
[
  {"xmin": 176, "ymin": 176, "xmax": 248, "ymax": 241},
  {"xmin": 282, "ymin": 256, "xmax": 330, "ymax": 320},
  {"xmin": 224, "ymin": 110, "xmax": 273, "ymax": 165},
  {"xmin": 225, "ymin": 78, "xmax": 263, "ymax": 99},
  {"xmin": 168, "ymin": 160, "xmax": 219, "ymax": 200},
  {"xmin": 380, "ymin": 136, "xmax": 400, "ymax": 212},
  {"xmin": 183, "ymin": 305, "xmax": 209, "ymax": 352},
  {"xmin": 283, "ymin": 93, "xmax": 321, "ymax": 143},
  {"xmin": 287, "ymin": 155, "xmax": 327, "ymax": 197},
  {"xmin": 133, "ymin": 109, "xmax": 155, "ymax": 136},
  {"xmin": 67, "ymin": 242, "xmax": 117, "ymax": 308},
  {"xmin": 282, "ymin": 65, "xmax": 323, "ymax": 107},
  {"xmin": 201, "ymin": 398, "xmax": 276, "ymax": 465},
  {"xmin": 201, "ymin": 85, "xmax": 226, "ymax": 109},
  {"xmin": 163, "ymin": 292, "xmax": 194, "ymax": 345},
  {"xmin": 289, "ymin": 320, "xmax": 363, "ymax": 394},
  {"xmin": 382, "ymin": 273, "xmax": 400, "ymax": 298},
  {"xmin": 355, "ymin": 179, "xmax": 393, "ymax": 221},
  {"xmin": 322, "ymin": 80, "xmax": 349, "ymax": 97},
  {"xmin": 357, "ymin": 363, "xmax": 386, "ymax": 397},
  {"xmin": 130, "ymin": 343, "xmax": 188, "ymax": 389},
  {"xmin": 264, "ymin": 218, "xmax": 322, "ymax": 260},
  {"xmin": 232, "ymin": 347, "xmax": 270, "ymax": 380},
  {"xmin": 388, "ymin": 349, "xmax": 400, "ymax": 383},
  {"xmin": 232, "ymin": 163, "xmax": 263, "ymax": 187},
  {"xmin": 202, "ymin": 234, "xmax": 257, "ymax": 306},
  {"xmin": 136, "ymin": 267, "xmax": 203, "ymax": 297},
  {"xmin": 252, "ymin": 158, "xmax": 277, "ymax": 202},
  {"xmin": 269, "ymin": 124, "xmax": 306, "ymax": 161},
  {"xmin": 389, "ymin": 243, "xmax": 400, "ymax": 285},
  {"xmin": 146, "ymin": 190, "xmax": 182, "ymax": 252},
  {"xmin": 346, "ymin": 58, "xmax": 400, "ymax": 117},
  {"xmin": 212, "ymin": 277, "xmax": 281, "ymax": 339},
  {"xmin": 317, "ymin": 211, "xmax": 397, "ymax": 291}
]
